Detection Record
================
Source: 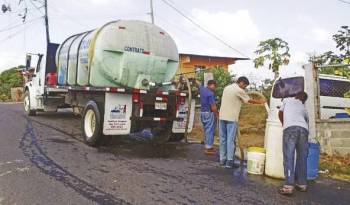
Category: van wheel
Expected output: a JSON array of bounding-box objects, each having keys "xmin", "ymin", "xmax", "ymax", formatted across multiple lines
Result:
[
  {"xmin": 82, "ymin": 101, "xmax": 103, "ymax": 146},
  {"xmin": 24, "ymin": 91, "xmax": 36, "ymax": 116}
]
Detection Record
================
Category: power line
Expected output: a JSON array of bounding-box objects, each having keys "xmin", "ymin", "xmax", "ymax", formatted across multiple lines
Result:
[
  {"xmin": 48, "ymin": 0, "xmax": 89, "ymax": 28},
  {"xmin": 156, "ymin": 13, "xmax": 216, "ymax": 50},
  {"xmin": 0, "ymin": 16, "xmax": 43, "ymax": 33},
  {"xmin": 0, "ymin": 21, "xmax": 34, "ymax": 47},
  {"xmin": 159, "ymin": 0, "xmax": 250, "ymax": 58}
]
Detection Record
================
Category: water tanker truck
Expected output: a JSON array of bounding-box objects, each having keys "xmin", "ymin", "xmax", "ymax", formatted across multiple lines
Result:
[{"xmin": 23, "ymin": 20, "xmax": 195, "ymax": 146}]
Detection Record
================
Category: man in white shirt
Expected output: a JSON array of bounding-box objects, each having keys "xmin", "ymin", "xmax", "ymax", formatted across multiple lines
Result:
[
  {"xmin": 219, "ymin": 77, "xmax": 264, "ymax": 168},
  {"xmin": 278, "ymin": 91, "xmax": 309, "ymax": 195}
]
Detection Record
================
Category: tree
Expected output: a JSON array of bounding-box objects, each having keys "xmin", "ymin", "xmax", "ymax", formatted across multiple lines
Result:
[
  {"xmin": 0, "ymin": 68, "xmax": 23, "ymax": 101},
  {"xmin": 311, "ymin": 51, "xmax": 342, "ymax": 65},
  {"xmin": 253, "ymin": 38, "xmax": 291, "ymax": 79},
  {"xmin": 312, "ymin": 26, "xmax": 350, "ymax": 78},
  {"xmin": 196, "ymin": 66, "xmax": 233, "ymax": 107},
  {"xmin": 261, "ymin": 78, "xmax": 273, "ymax": 103},
  {"xmin": 333, "ymin": 26, "xmax": 350, "ymax": 59}
]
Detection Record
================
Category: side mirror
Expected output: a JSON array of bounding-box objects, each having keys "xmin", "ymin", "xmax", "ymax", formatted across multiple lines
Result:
[{"xmin": 25, "ymin": 54, "xmax": 32, "ymax": 70}]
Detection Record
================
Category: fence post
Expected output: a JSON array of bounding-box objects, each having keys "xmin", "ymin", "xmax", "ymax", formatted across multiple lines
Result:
[{"xmin": 304, "ymin": 63, "xmax": 319, "ymax": 143}]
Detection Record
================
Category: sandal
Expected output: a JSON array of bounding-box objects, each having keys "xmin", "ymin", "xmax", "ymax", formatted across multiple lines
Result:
[
  {"xmin": 204, "ymin": 148, "xmax": 216, "ymax": 155},
  {"xmin": 295, "ymin": 185, "xmax": 307, "ymax": 192},
  {"xmin": 278, "ymin": 186, "xmax": 294, "ymax": 196}
]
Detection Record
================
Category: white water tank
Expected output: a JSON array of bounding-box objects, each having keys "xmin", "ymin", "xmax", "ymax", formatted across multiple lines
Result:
[
  {"xmin": 56, "ymin": 20, "xmax": 179, "ymax": 89},
  {"xmin": 264, "ymin": 88, "xmax": 285, "ymax": 179},
  {"xmin": 264, "ymin": 119, "xmax": 285, "ymax": 179}
]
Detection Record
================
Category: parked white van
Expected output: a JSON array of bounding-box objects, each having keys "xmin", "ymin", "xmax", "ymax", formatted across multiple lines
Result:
[
  {"xmin": 271, "ymin": 74, "xmax": 350, "ymax": 120},
  {"xmin": 264, "ymin": 71, "xmax": 350, "ymax": 179}
]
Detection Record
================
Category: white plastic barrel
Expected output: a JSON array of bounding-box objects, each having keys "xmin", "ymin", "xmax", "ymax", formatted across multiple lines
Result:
[
  {"xmin": 264, "ymin": 119, "xmax": 285, "ymax": 179},
  {"xmin": 247, "ymin": 147, "xmax": 266, "ymax": 175}
]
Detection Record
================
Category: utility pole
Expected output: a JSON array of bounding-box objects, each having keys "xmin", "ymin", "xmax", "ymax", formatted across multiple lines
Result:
[
  {"xmin": 44, "ymin": 0, "xmax": 50, "ymax": 45},
  {"xmin": 150, "ymin": 0, "xmax": 155, "ymax": 24}
]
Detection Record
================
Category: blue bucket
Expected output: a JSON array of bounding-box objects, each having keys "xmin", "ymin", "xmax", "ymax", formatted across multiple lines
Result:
[{"xmin": 307, "ymin": 143, "xmax": 320, "ymax": 180}]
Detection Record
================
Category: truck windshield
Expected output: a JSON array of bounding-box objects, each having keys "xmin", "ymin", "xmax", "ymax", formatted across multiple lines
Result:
[
  {"xmin": 272, "ymin": 77, "xmax": 304, "ymax": 98},
  {"xmin": 320, "ymin": 79, "xmax": 350, "ymax": 98}
]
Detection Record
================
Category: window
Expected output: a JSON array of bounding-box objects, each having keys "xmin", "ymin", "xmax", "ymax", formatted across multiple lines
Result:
[
  {"xmin": 319, "ymin": 79, "xmax": 350, "ymax": 97},
  {"xmin": 272, "ymin": 77, "xmax": 304, "ymax": 98},
  {"xmin": 194, "ymin": 65, "xmax": 206, "ymax": 73}
]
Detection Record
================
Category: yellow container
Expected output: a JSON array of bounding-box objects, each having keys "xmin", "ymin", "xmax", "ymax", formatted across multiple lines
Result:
[{"xmin": 247, "ymin": 147, "xmax": 266, "ymax": 175}]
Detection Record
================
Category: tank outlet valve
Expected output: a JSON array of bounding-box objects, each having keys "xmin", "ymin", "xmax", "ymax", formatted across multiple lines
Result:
[{"xmin": 142, "ymin": 79, "xmax": 150, "ymax": 86}]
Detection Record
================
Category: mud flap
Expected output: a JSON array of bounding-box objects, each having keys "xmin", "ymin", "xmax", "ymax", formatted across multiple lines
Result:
[{"xmin": 103, "ymin": 93, "xmax": 133, "ymax": 135}]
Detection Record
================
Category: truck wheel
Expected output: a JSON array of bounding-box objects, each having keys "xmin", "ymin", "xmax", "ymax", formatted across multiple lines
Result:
[
  {"xmin": 24, "ymin": 91, "xmax": 36, "ymax": 116},
  {"xmin": 82, "ymin": 101, "xmax": 103, "ymax": 146},
  {"xmin": 168, "ymin": 133, "xmax": 185, "ymax": 142}
]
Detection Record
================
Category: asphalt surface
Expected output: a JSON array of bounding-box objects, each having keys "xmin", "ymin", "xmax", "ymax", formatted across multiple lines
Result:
[{"xmin": 0, "ymin": 103, "xmax": 349, "ymax": 205}]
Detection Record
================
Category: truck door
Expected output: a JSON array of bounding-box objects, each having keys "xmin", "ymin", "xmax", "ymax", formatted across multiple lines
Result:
[{"xmin": 32, "ymin": 55, "xmax": 46, "ymax": 97}]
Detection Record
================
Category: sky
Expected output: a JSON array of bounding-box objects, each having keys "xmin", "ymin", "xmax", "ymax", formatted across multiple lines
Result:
[{"xmin": 0, "ymin": 0, "xmax": 349, "ymax": 84}]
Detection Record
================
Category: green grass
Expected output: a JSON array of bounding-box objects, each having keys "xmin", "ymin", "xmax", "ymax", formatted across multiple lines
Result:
[{"xmin": 319, "ymin": 154, "xmax": 350, "ymax": 182}]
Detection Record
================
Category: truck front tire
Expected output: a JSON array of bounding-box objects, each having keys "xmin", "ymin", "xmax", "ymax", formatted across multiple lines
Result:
[
  {"xmin": 82, "ymin": 101, "xmax": 103, "ymax": 146},
  {"xmin": 24, "ymin": 91, "xmax": 36, "ymax": 116}
]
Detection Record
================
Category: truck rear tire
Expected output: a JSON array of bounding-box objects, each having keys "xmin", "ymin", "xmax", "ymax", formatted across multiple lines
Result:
[
  {"xmin": 82, "ymin": 101, "xmax": 103, "ymax": 146},
  {"xmin": 24, "ymin": 91, "xmax": 36, "ymax": 116}
]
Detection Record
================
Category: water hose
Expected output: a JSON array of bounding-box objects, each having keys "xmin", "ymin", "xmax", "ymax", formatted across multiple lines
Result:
[{"xmin": 183, "ymin": 76, "xmax": 192, "ymax": 143}]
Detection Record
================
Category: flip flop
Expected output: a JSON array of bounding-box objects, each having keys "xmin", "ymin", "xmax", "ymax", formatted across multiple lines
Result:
[
  {"xmin": 204, "ymin": 149, "xmax": 216, "ymax": 155},
  {"xmin": 278, "ymin": 186, "xmax": 294, "ymax": 196},
  {"xmin": 295, "ymin": 185, "xmax": 307, "ymax": 192}
]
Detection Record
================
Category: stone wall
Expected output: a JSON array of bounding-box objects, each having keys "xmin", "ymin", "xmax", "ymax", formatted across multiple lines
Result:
[{"xmin": 316, "ymin": 120, "xmax": 350, "ymax": 156}]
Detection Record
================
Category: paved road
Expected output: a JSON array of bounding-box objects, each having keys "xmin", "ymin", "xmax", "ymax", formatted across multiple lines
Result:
[{"xmin": 0, "ymin": 103, "xmax": 349, "ymax": 205}]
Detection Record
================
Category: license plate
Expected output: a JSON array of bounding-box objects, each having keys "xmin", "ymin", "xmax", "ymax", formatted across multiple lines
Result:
[{"xmin": 155, "ymin": 102, "xmax": 167, "ymax": 110}]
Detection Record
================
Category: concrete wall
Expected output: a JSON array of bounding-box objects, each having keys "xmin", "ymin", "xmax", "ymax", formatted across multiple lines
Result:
[
  {"xmin": 316, "ymin": 120, "xmax": 350, "ymax": 156},
  {"xmin": 305, "ymin": 63, "xmax": 350, "ymax": 156}
]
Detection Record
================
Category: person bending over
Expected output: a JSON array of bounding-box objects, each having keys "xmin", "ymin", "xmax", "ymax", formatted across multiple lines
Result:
[{"xmin": 278, "ymin": 91, "xmax": 309, "ymax": 195}]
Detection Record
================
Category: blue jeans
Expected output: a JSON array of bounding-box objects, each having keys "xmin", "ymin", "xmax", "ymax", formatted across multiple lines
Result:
[
  {"xmin": 201, "ymin": 112, "xmax": 216, "ymax": 148},
  {"xmin": 219, "ymin": 120, "xmax": 238, "ymax": 161},
  {"xmin": 283, "ymin": 126, "xmax": 309, "ymax": 186}
]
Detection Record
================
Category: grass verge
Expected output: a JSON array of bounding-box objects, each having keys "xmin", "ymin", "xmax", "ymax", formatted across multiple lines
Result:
[{"xmin": 319, "ymin": 154, "xmax": 350, "ymax": 182}]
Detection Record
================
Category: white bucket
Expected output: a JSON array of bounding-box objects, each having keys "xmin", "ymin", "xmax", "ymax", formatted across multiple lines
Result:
[{"xmin": 247, "ymin": 147, "xmax": 266, "ymax": 175}]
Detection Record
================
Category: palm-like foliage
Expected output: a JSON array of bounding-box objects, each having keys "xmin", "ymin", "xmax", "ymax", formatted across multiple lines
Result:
[
  {"xmin": 312, "ymin": 26, "xmax": 350, "ymax": 79},
  {"xmin": 333, "ymin": 26, "xmax": 350, "ymax": 58},
  {"xmin": 253, "ymin": 38, "xmax": 290, "ymax": 79}
]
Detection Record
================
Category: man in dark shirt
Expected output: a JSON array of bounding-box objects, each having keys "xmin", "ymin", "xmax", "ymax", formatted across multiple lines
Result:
[{"xmin": 198, "ymin": 80, "xmax": 218, "ymax": 155}]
